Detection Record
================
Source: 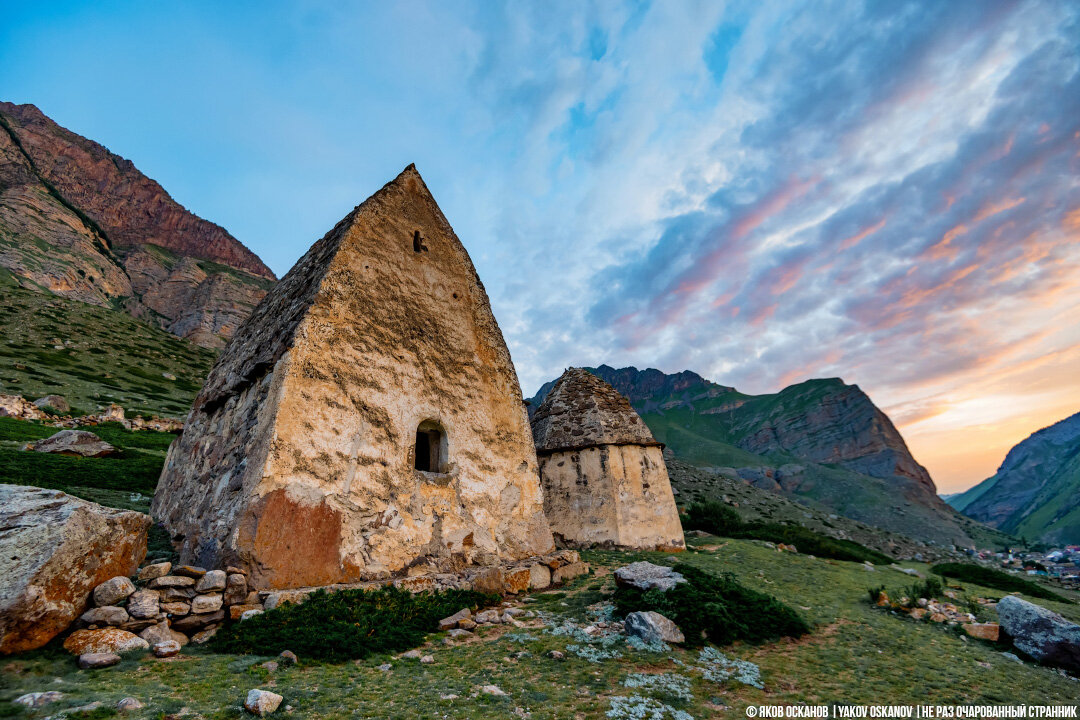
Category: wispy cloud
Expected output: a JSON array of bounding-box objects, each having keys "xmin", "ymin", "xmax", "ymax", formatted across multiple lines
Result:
[{"xmin": 2, "ymin": 0, "xmax": 1078, "ymax": 491}]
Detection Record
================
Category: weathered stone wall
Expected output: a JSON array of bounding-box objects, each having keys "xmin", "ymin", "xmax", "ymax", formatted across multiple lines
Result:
[
  {"xmin": 154, "ymin": 166, "xmax": 554, "ymax": 589},
  {"xmin": 538, "ymin": 444, "xmax": 684, "ymax": 551}
]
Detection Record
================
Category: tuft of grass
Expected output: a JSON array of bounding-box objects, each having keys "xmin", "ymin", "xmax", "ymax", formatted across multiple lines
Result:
[
  {"xmin": 613, "ymin": 563, "xmax": 810, "ymax": 647},
  {"xmin": 931, "ymin": 563, "xmax": 1074, "ymax": 604},
  {"xmin": 682, "ymin": 500, "xmax": 893, "ymax": 564},
  {"xmin": 209, "ymin": 585, "xmax": 500, "ymax": 660}
]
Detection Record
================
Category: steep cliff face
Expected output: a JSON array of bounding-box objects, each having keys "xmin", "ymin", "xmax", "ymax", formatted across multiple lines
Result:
[
  {"xmin": 530, "ymin": 366, "xmax": 1003, "ymax": 548},
  {"xmin": 949, "ymin": 411, "xmax": 1080, "ymax": 545},
  {"xmin": 0, "ymin": 102, "xmax": 275, "ymax": 347}
]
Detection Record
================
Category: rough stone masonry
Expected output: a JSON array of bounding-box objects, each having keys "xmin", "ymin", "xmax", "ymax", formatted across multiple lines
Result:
[{"xmin": 152, "ymin": 165, "xmax": 554, "ymax": 589}]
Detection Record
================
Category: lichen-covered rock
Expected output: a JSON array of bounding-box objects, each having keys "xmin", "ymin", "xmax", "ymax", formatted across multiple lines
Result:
[
  {"xmin": 191, "ymin": 594, "xmax": 223, "ymax": 614},
  {"xmin": 171, "ymin": 610, "xmax": 224, "ymax": 633},
  {"xmin": 149, "ymin": 575, "xmax": 194, "ymax": 589},
  {"xmin": 0, "ymin": 486, "xmax": 149, "ymax": 654},
  {"xmin": 531, "ymin": 369, "xmax": 684, "ymax": 551},
  {"xmin": 126, "ymin": 589, "xmax": 161, "ymax": 619},
  {"xmin": 29, "ymin": 430, "xmax": 117, "ymax": 458},
  {"xmin": 80, "ymin": 606, "xmax": 129, "ymax": 627},
  {"xmin": 613, "ymin": 562, "xmax": 686, "ymax": 592},
  {"xmin": 153, "ymin": 640, "xmax": 181, "ymax": 658},
  {"xmin": 13, "ymin": 691, "xmax": 64, "ymax": 707},
  {"xmin": 438, "ymin": 608, "xmax": 472, "ymax": 631},
  {"xmin": 161, "ymin": 601, "xmax": 191, "ymax": 616},
  {"xmin": 137, "ymin": 562, "xmax": 172, "ymax": 581},
  {"xmin": 139, "ymin": 621, "xmax": 188, "ymax": 647},
  {"xmin": 33, "ymin": 395, "xmax": 69, "ymax": 413},
  {"xmin": 504, "ymin": 567, "xmax": 531, "ymax": 595},
  {"xmin": 152, "ymin": 165, "xmax": 554, "ymax": 589},
  {"xmin": 224, "ymin": 573, "xmax": 248, "ymax": 605},
  {"xmin": 625, "ymin": 611, "xmax": 685, "ymax": 644},
  {"xmin": 93, "ymin": 576, "xmax": 136, "ymax": 606},
  {"xmin": 528, "ymin": 563, "xmax": 552, "ymax": 590},
  {"xmin": 195, "ymin": 570, "xmax": 227, "ymax": 593},
  {"xmin": 63, "ymin": 628, "xmax": 148, "ymax": 655},
  {"xmin": 552, "ymin": 562, "xmax": 590, "ymax": 585},
  {"xmin": 245, "ymin": 689, "xmax": 283, "ymax": 716},
  {"xmin": 997, "ymin": 595, "xmax": 1080, "ymax": 671},
  {"xmin": 78, "ymin": 652, "xmax": 121, "ymax": 669},
  {"xmin": 962, "ymin": 622, "xmax": 1000, "ymax": 641}
]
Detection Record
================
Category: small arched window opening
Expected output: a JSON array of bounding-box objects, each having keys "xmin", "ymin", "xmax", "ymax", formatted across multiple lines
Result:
[
  {"xmin": 414, "ymin": 420, "xmax": 448, "ymax": 473},
  {"xmin": 413, "ymin": 229, "xmax": 428, "ymax": 253}
]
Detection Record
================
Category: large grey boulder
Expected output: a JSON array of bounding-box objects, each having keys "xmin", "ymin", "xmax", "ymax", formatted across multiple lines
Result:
[
  {"xmin": 997, "ymin": 595, "xmax": 1080, "ymax": 672},
  {"xmin": 613, "ymin": 562, "xmax": 687, "ymax": 592},
  {"xmin": 28, "ymin": 430, "xmax": 117, "ymax": 458},
  {"xmin": 625, "ymin": 611, "xmax": 685, "ymax": 644},
  {"xmin": 0, "ymin": 486, "xmax": 150, "ymax": 654}
]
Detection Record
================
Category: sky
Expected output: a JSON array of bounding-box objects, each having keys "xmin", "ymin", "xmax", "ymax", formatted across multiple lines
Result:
[{"xmin": 2, "ymin": 0, "xmax": 1079, "ymax": 493}]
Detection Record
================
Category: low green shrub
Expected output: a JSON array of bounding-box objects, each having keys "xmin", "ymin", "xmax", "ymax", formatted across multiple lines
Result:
[
  {"xmin": 681, "ymin": 501, "xmax": 892, "ymax": 564},
  {"xmin": 613, "ymin": 563, "xmax": 810, "ymax": 647},
  {"xmin": 683, "ymin": 501, "xmax": 743, "ymax": 536},
  {"xmin": 931, "ymin": 563, "xmax": 1073, "ymax": 604},
  {"xmin": 209, "ymin": 585, "xmax": 499, "ymax": 660},
  {"xmin": 904, "ymin": 577, "xmax": 943, "ymax": 601}
]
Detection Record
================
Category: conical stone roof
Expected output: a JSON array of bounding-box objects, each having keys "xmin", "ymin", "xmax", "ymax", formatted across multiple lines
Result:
[{"xmin": 531, "ymin": 368, "xmax": 660, "ymax": 453}]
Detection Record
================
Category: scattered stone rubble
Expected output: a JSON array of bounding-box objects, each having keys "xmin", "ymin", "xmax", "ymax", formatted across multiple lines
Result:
[
  {"xmin": 872, "ymin": 587, "xmax": 1000, "ymax": 641},
  {"xmin": 0, "ymin": 394, "xmax": 183, "ymax": 431}
]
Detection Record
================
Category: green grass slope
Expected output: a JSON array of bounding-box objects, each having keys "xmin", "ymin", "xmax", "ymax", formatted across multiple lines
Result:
[{"xmin": 0, "ymin": 268, "xmax": 216, "ymax": 418}]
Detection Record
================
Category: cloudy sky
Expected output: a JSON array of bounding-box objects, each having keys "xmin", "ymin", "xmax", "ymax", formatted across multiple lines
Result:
[{"xmin": 3, "ymin": 1, "xmax": 1079, "ymax": 492}]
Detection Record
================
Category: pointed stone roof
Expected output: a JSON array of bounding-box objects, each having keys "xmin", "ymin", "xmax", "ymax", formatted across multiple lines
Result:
[{"xmin": 531, "ymin": 368, "xmax": 660, "ymax": 453}]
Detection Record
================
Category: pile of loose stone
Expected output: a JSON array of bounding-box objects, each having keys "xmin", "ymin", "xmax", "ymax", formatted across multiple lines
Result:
[
  {"xmin": 874, "ymin": 588, "xmax": 1000, "ymax": 641},
  {"xmin": 62, "ymin": 550, "xmax": 592, "ymax": 670},
  {"xmin": 63, "ymin": 562, "xmax": 258, "ymax": 668}
]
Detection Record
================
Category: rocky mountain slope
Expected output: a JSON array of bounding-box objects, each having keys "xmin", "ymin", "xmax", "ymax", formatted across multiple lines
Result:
[
  {"xmin": 531, "ymin": 366, "xmax": 1007, "ymax": 548},
  {"xmin": 948, "ymin": 411, "xmax": 1080, "ymax": 546},
  {"xmin": 0, "ymin": 267, "xmax": 216, "ymax": 418},
  {"xmin": 0, "ymin": 102, "xmax": 275, "ymax": 348}
]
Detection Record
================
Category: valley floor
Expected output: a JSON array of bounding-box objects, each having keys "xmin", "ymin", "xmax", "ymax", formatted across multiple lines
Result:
[{"xmin": 2, "ymin": 538, "xmax": 1078, "ymax": 719}]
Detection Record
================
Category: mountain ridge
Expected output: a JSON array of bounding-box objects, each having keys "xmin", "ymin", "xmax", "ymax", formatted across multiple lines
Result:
[{"xmin": 0, "ymin": 101, "xmax": 275, "ymax": 348}]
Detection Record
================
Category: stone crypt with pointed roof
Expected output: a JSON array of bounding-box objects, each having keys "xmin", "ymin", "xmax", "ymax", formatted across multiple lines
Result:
[
  {"xmin": 152, "ymin": 165, "xmax": 555, "ymax": 589},
  {"xmin": 531, "ymin": 368, "xmax": 684, "ymax": 550}
]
